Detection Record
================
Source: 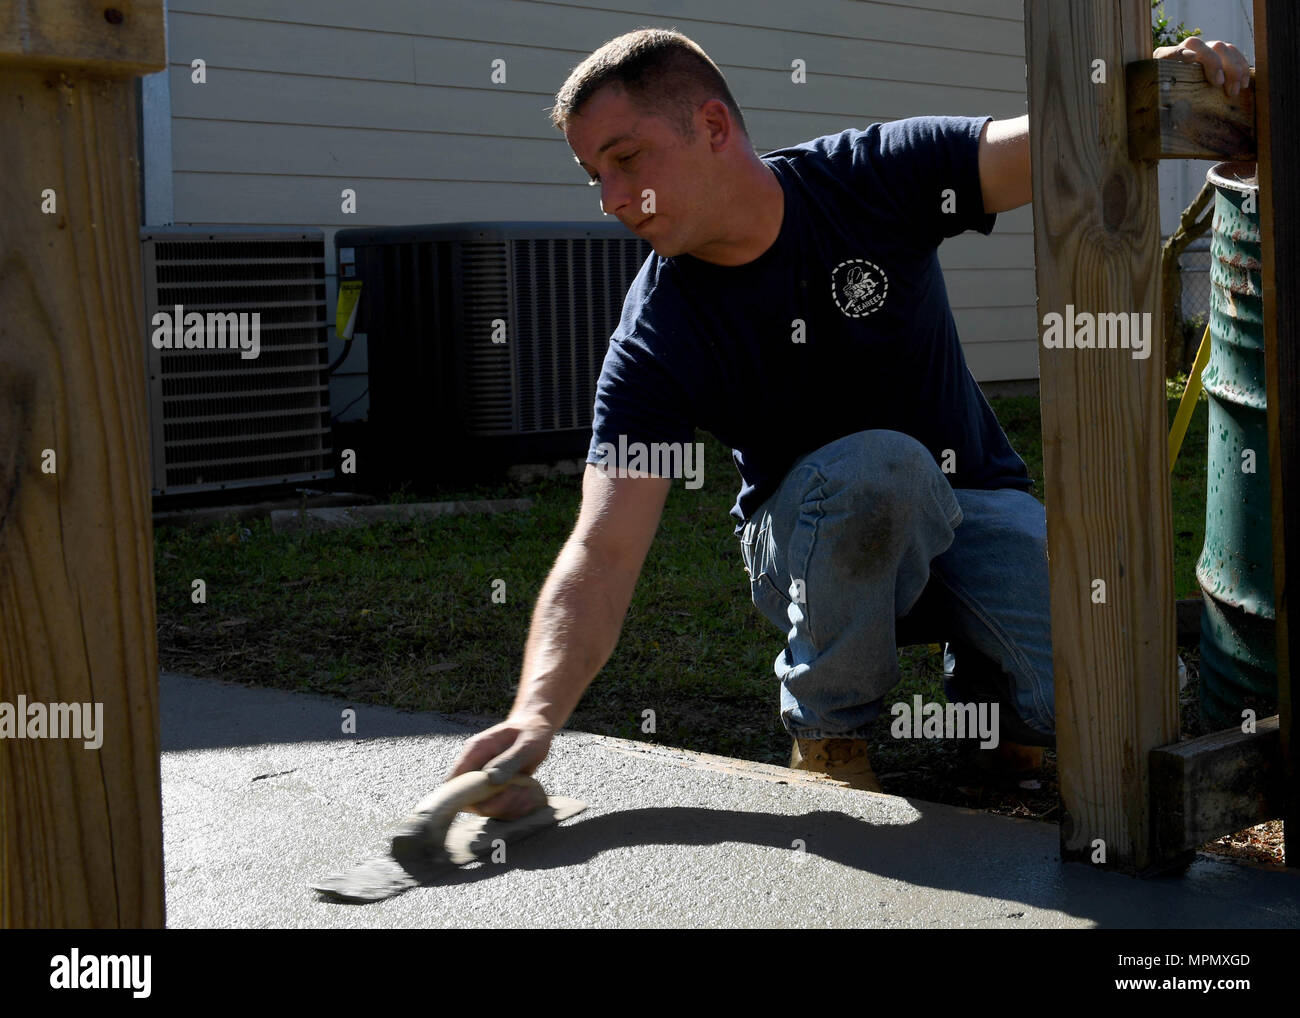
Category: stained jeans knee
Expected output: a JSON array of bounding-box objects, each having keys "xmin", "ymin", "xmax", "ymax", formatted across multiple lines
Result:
[{"xmin": 739, "ymin": 430, "xmax": 963, "ymax": 739}]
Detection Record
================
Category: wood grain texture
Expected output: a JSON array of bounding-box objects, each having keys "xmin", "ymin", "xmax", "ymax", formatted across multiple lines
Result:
[
  {"xmin": 0, "ymin": 0, "xmax": 165, "ymax": 76},
  {"xmin": 1150, "ymin": 715, "xmax": 1283, "ymax": 855},
  {"xmin": 1252, "ymin": 0, "xmax": 1299, "ymax": 868},
  {"xmin": 1126, "ymin": 59, "xmax": 1256, "ymax": 161},
  {"xmin": 1025, "ymin": 0, "xmax": 1178, "ymax": 871},
  {"xmin": 0, "ymin": 65, "xmax": 163, "ymax": 926}
]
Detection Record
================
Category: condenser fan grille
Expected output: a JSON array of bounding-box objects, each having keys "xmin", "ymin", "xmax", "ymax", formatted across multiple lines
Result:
[{"xmin": 141, "ymin": 229, "xmax": 333, "ymax": 494}]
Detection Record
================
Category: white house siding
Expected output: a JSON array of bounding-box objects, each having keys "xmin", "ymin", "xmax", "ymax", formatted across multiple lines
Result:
[{"xmin": 149, "ymin": 0, "xmax": 1036, "ymax": 420}]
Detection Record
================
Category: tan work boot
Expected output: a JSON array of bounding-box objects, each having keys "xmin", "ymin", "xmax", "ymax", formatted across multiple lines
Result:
[{"xmin": 790, "ymin": 737, "xmax": 884, "ymax": 792}]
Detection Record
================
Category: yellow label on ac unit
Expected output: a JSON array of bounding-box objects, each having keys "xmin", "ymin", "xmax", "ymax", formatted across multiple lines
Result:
[{"xmin": 336, "ymin": 281, "xmax": 363, "ymax": 339}]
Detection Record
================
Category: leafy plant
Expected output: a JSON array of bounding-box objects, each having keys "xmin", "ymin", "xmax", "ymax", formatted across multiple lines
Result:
[{"xmin": 1152, "ymin": 0, "xmax": 1203, "ymax": 50}]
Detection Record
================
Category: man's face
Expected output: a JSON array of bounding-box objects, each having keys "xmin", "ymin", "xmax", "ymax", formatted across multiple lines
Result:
[{"xmin": 565, "ymin": 85, "xmax": 717, "ymax": 258}]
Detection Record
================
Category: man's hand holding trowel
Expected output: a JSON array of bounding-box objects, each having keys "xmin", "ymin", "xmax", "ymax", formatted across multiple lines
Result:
[
  {"xmin": 448, "ymin": 712, "xmax": 557, "ymax": 819},
  {"xmin": 313, "ymin": 699, "xmax": 586, "ymax": 902}
]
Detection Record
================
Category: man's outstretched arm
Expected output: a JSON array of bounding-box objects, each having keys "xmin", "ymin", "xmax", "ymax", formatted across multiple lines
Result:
[{"xmin": 977, "ymin": 38, "xmax": 1253, "ymax": 215}]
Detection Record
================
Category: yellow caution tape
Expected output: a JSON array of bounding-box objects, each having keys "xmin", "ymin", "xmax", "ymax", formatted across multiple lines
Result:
[{"xmin": 1168, "ymin": 321, "xmax": 1212, "ymax": 471}]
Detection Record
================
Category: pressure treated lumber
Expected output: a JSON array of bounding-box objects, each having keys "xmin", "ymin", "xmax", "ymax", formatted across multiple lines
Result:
[
  {"xmin": 1252, "ymin": 0, "xmax": 1299, "ymax": 867},
  {"xmin": 1126, "ymin": 59, "xmax": 1256, "ymax": 161},
  {"xmin": 1150, "ymin": 716, "xmax": 1283, "ymax": 855},
  {"xmin": 0, "ymin": 0, "xmax": 165, "ymax": 76},
  {"xmin": 1025, "ymin": 0, "xmax": 1179, "ymax": 871},
  {"xmin": 0, "ymin": 6, "xmax": 165, "ymax": 925}
]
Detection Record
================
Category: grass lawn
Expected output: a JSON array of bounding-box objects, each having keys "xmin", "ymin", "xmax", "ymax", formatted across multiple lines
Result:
[{"xmin": 156, "ymin": 390, "xmax": 1214, "ymax": 819}]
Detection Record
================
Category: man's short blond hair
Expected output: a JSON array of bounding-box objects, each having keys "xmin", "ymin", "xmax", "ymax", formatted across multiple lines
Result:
[{"xmin": 549, "ymin": 28, "xmax": 748, "ymax": 140}]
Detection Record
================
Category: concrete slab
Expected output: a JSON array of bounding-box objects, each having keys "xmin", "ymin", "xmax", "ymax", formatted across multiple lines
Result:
[{"xmin": 161, "ymin": 672, "xmax": 1300, "ymax": 929}]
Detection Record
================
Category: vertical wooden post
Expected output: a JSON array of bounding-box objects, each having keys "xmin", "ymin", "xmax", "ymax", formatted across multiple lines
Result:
[
  {"xmin": 1025, "ymin": 0, "xmax": 1180, "ymax": 871},
  {"xmin": 1252, "ymin": 0, "xmax": 1299, "ymax": 867},
  {"xmin": 0, "ymin": 2, "xmax": 166, "ymax": 925}
]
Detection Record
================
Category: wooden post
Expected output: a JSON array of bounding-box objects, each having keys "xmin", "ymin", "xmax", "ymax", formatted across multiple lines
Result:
[
  {"xmin": 1126, "ymin": 60, "xmax": 1255, "ymax": 161},
  {"xmin": 1252, "ymin": 0, "xmax": 1299, "ymax": 867},
  {"xmin": 0, "ymin": 2, "xmax": 166, "ymax": 925},
  {"xmin": 1025, "ymin": 0, "xmax": 1180, "ymax": 872}
]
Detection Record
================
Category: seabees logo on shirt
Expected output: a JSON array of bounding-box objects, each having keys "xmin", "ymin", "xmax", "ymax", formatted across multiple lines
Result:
[{"xmin": 831, "ymin": 258, "xmax": 888, "ymax": 317}]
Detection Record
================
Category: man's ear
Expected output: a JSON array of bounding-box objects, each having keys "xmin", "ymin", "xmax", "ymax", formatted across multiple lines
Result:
[{"xmin": 696, "ymin": 98, "xmax": 734, "ymax": 150}]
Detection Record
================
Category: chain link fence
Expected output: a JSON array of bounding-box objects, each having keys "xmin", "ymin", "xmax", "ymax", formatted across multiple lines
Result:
[
  {"xmin": 1167, "ymin": 234, "xmax": 1212, "ymax": 374},
  {"xmin": 1178, "ymin": 235, "xmax": 1213, "ymax": 329}
]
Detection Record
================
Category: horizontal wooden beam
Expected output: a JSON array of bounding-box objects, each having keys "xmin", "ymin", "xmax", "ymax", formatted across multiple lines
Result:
[
  {"xmin": 1127, "ymin": 59, "xmax": 1256, "ymax": 161},
  {"xmin": 0, "ymin": 0, "xmax": 165, "ymax": 76},
  {"xmin": 1150, "ymin": 716, "xmax": 1283, "ymax": 856}
]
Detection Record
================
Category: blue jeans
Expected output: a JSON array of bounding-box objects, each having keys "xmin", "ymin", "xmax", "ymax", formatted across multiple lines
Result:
[{"xmin": 738, "ymin": 430, "xmax": 1055, "ymax": 747}]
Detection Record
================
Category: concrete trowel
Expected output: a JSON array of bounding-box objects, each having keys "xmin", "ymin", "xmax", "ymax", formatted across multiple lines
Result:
[{"xmin": 311, "ymin": 770, "xmax": 587, "ymax": 903}]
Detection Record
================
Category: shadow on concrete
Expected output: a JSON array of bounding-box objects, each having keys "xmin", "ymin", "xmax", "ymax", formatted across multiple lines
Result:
[
  {"xmin": 319, "ymin": 805, "xmax": 1300, "ymax": 927},
  {"xmin": 161, "ymin": 671, "xmax": 478, "ymax": 751}
]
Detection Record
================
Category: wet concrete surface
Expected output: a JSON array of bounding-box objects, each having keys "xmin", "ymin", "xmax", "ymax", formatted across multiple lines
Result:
[{"xmin": 161, "ymin": 672, "xmax": 1300, "ymax": 928}]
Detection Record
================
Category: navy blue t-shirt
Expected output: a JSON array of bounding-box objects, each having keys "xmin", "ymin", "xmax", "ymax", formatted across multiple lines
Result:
[{"xmin": 586, "ymin": 114, "xmax": 1033, "ymax": 535}]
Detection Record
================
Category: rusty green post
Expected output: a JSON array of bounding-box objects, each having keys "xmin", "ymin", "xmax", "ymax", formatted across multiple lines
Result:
[{"xmin": 1197, "ymin": 161, "xmax": 1278, "ymax": 729}]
